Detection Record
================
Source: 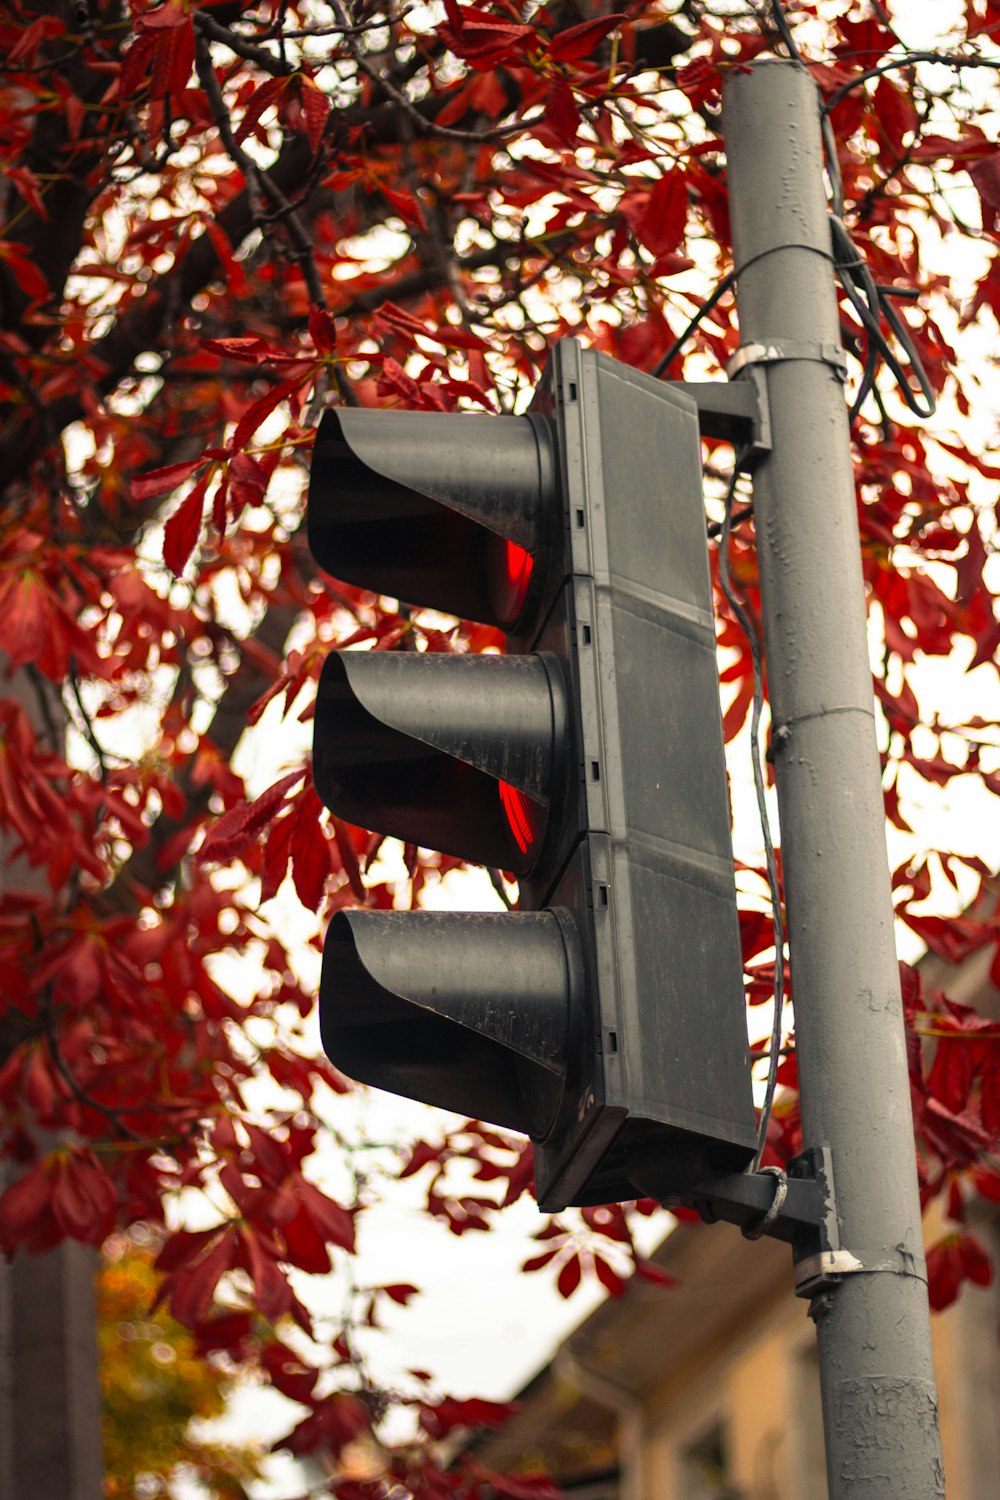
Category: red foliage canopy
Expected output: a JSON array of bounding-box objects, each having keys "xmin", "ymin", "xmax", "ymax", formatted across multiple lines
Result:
[{"xmin": 1, "ymin": 0, "xmax": 998, "ymax": 1491}]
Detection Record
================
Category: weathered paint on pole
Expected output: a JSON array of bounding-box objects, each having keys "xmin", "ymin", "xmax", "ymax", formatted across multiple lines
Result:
[{"xmin": 723, "ymin": 60, "xmax": 944, "ymax": 1499}]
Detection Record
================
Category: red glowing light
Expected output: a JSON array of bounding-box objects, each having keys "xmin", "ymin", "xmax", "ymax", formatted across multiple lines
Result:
[
  {"xmin": 490, "ymin": 539, "xmax": 534, "ymax": 626},
  {"xmin": 499, "ymin": 780, "xmax": 543, "ymax": 856}
]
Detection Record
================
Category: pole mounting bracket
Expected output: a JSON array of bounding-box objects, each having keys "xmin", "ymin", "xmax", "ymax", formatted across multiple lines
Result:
[
  {"xmin": 673, "ymin": 367, "xmax": 772, "ymax": 465},
  {"xmin": 651, "ymin": 1145, "xmax": 845, "ymax": 1299}
]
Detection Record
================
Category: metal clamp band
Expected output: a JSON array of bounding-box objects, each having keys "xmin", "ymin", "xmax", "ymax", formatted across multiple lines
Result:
[
  {"xmin": 727, "ymin": 340, "xmax": 849, "ymax": 382},
  {"xmin": 794, "ymin": 1248, "xmax": 928, "ymax": 1298}
]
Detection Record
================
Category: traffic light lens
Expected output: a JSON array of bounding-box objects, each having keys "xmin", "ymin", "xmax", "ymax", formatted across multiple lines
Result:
[
  {"xmin": 490, "ymin": 539, "xmax": 534, "ymax": 626},
  {"xmin": 500, "ymin": 780, "xmax": 545, "ymax": 856}
]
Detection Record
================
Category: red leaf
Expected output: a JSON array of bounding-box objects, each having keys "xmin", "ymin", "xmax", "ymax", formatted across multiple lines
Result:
[
  {"xmin": 377, "ymin": 355, "xmax": 422, "ymax": 404},
  {"xmin": 904, "ymin": 753, "xmax": 962, "ymax": 786},
  {"xmin": 154, "ymin": 1225, "xmax": 221, "ymax": 1274},
  {"xmin": 628, "ymin": 170, "xmax": 688, "ymax": 257},
  {"xmin": 202, "ymin": 216, "xmax": 249, "ymax": 297},
  {"xmin": 910, "ymin": 127, "xmax": 992, "ymax": 163},
  {"xmin": 971, "ymin": 1165, "xmax": 1000, "ymax": 1203},
  {"xmin": 982, "ymin": 1045, "xmax": 1000, "ymax": 1134},
  {"xmin": 521, "ymin": 1247, "xmax": 559, "ymax": 1272},
  {"xmin": 926, "ymin": 1238, "xmax": 962, "ymax": 1310},
  {"xmin": 227, "ymin": 452, "xmax": 267, "ymax": 513},
  {"xmin": 722, "ymin": 671, "xmax": 753, "ymax": 743},
  {"xmin": 0, "ymin": 1164, "xmax": 51, "ymax": 1250},
  {"xmin": 299, "ymin": 76, "xmax": 330, "ymax": 154},
  {"xmin": 650, "ymin": 252, "xmax": 695, "ymax": 278},
  {"xmin": 926, "ymin": 1232, "xmax": 993, "ymax": 1311},
  {"xmin": 927, "ymin": 1033, "xmax": 975, "ymax": 1114},
  {"xmin": 290, "ymin": 796, "xmax": 333, "ymax": 912},
  {"xmin": 332, "ymin": 816, "xmax": 365, "ymax": 902},
  {"xmin": 544, "ymin": 79, "xmax": 580, "ymax": 142},
  {"xmin": 373, "ymin": 299, "xmax": 434, "ymax": 346},
  {"xmin": 286, "ymin": 1392, "xmax": 370, "ymax": 1457},
  {"xmin": 634, "ymin": 1258, "xmax": 679, "ymax": 1288},
  {"xmin": 234, "ymin": 76, "xmax": 290, "ymax": 147},
  {"xmin": 198, "ymin": 769, "xmax": 303, "ymax": 864},
  {"xmin": 243, "ymin": 1122, "xmax": 290, "ymax": 1187},
  {"xmin": 439, "ymin": 3, "xmax": 534, "ymax": 68},
  {"xmin": 132, "ymin": 458, "xmax": 203, "ymax": 503},
  {"xmin": 380, "ymin": 183, "xmax": 428, "ymax": 232},
  {"xmin": 136, "ymin": 0, "xmax": 188, "ymax": 30},
  {"xmin": 873, "ymin": 76, "xmax": 918, "ymax": 156},
  {"xmin": 201, "ymin": 334, "xmax": 294, "ymax": 366},
  {"xmin": 262, "ymin": 1341, "xmax": 320, "ymax": 1405},
  {"xmin": 419, "ymin": 1396, "xmax": 519, "ymax": 1438},
  {"xmin": 1, "ymin": 573, "xmax": 55, "ymax": 672},
  {"xmin": 282, "ymin": 1206, "xmax": 332, "ymax": 1275},
  {"xmin": 162, "ymin": 472, "xmax": 209, "ymax": 575},
  {"xmin": 297, "ymin": 1180, "xmax": 356, "ymax": 1253},
  {"xmin": 5, "ymin": 166, "xmax": 48, "ymax": 221},
  {"xmin": 958, "ymin": 1231, "xmax": 993, "ymax": 1286},
  {"xmin": 967, "ymin": 0, "xmax": 1000, "ymax": 36},
  {"xmin": 547, "ymin": 15, "xmax": 627, "ymax": 63},
  {"xmin": 380, "ymin": 1282, "xmax": 420, "ymax": 1305},
  {"xmin": 968, "ymin": 149, "xmax": 1000, "ymax": 232},
  {"xmin": 260, "ymin": 807, "xmax": 295, "ymax": 903},
  {"xmin": 8, "ymin": 14, "xmax": 66, "ymax": 66},
  {"xmin": 556, "ymin": 1252, "xmax": 582, "ymax": 1297},
  {"xmin": 308, "ymin": 303, "xmax": 338, "ymax": 355},
  {"xmin": 593, "ymin": 1255, "xmax": 626, "ymax": 1296},
  {"xmin": 229, "ymin": 375, "xmax": 305, "ymax": 455},
  {"xmin": 435, "ymin": 80, "xmax": 475, "ymax": 129},
  {"xmin": 922, "ymin": 1095, "xmax": 991, "ymax": 1166},
  {"xmin": 240, "ymin": 1224, "xmax": 292, "ymax": 1321},
  {"xmin": 168, "ymin": 1231, "xmax": 238, "ymax": 1326},
  {"xmin": 0, "ymin": 243, "xmax": 49, "ymax": 300}
]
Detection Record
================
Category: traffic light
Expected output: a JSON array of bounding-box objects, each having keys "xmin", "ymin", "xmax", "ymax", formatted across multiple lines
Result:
[{"xmin": 308, "ymin": 341, "xmax": 757, "ymax": 1211}]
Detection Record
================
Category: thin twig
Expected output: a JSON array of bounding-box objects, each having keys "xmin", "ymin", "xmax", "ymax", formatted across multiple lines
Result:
[{"xmin": 194, "ymin": 31, "xmax": 328, "ymax": 308}]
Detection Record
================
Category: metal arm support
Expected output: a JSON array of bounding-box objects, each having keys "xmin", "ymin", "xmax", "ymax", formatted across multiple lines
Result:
[
  {"xmin": 648, "ymin": 1147, "xmax": 857, "ymax": 1300},
  {"xmin": 674, "ymin": 369, "xmax": 772, "ymax": 463}
]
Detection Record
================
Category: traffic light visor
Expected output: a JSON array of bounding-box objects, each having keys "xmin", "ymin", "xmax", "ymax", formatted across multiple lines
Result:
[
  {"xmin": 312, "ymin": 650, "xmax": 568, "ymax": 873},
  {"xmin": 321, "ymin": 908, "xmax": 582, "ymax": 1137},
  {"xmin": 308, "ymin": 409, "xmax": 555, "ymax": 629}
]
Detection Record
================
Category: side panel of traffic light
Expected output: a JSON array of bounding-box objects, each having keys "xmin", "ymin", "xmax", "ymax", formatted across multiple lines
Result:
[{"xmin": 523, "ymin": 346, "xmax": 756, "ymax": 1206}]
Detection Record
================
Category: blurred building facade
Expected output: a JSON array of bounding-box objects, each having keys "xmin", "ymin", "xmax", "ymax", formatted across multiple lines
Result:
[{"xmin": 479, "ymin": 939, "xmax": 1000, "ymax": 1500}]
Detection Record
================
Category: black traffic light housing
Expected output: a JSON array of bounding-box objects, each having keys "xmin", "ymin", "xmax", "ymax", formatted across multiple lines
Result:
[{"xmin": 308, "ymin": 341, "xmax": 757, "ymax": 1210}]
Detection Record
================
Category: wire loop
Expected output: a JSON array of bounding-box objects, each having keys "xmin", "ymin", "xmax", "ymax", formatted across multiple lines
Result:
[
  {"xmin": 742, "ymin": 1166, "xmax": 789, "ymax": 1240},
  {"xmin": 653, "ymin": 3, "xmax": 936, "ymax": 421}
]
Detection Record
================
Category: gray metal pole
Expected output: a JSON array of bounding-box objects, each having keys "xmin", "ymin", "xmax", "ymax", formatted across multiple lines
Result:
[
  {"xmin": 722, "ymin": 61, "xmax": 944, "ymax": 1499},
  {"xmin": 0, "ymin": 1240, "xmax": 105, "ymax": 1500}
]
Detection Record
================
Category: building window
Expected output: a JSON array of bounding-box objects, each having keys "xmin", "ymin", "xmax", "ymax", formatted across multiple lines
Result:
[{"xmin": 680, "ymin": 1421, "xmax": 741, "ymax": 1499}]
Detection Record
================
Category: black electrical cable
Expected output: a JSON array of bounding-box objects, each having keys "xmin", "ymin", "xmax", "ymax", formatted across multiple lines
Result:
[
  {"xmin": 769, "ymin": 0, "xmax": 801, "ymax": 62},
  {"xmin": 822, "ymin": 52, "xmax": 1000, "ymax": 121},
  {"xmin": 707, "ymin": 502, "xmax": 753, "ymax": 539},
  {"xmin": 651, "ymin": 242, "xmax": 834, "ymax": 381},
  {"xmin": 716, "ymin": 452, "xmax": 786, "ymax": 1167},
  {"xmin": 767, "ymin": 0, "xmax": 936, "ymax": 419},
  {"xmin": 651, "ymin": 268, "xmax": 737, "ymax": 379},
  {"xmin": 830, "ymin": 216, "xmax": 936, "ymax": 418}
]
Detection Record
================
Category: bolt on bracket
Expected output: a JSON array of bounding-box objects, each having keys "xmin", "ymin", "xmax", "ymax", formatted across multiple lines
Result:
[
  {"xmin": 650, "ymin": 1145, "xmax": 845, "ymax": 1299},
  {"xmin": 673, "ymin": 366, "xmax": 772, "ymax": 466}
]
